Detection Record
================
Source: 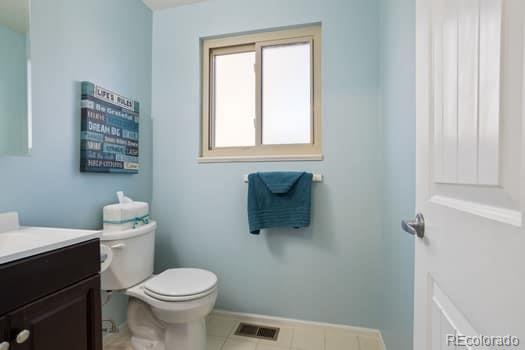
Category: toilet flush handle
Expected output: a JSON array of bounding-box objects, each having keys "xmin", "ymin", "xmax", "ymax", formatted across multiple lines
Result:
[{"xmin": 110, "ymin": 243, "xmax": 126, "ymax": 250}]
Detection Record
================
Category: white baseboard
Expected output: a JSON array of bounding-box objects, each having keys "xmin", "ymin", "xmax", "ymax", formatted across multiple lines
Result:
[
  {"xmin": 211, "ymin": 309, "xmax": 384, "ymax": 342},
  {"xmin": 102, "ymin": 321, "xmax": 128, "ymax": 343},
  {"xmin": 378, "ymin": 331, "xmax": 388, "ymax": 350},
  {"xmin": 118, "ymin": 322, "xmax": 128, "ymax": 332}
]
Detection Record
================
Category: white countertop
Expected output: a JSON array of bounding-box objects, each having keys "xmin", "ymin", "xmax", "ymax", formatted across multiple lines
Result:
[{"xmin": 0, "ymin": 226, "xmax": 101, "ymax": 265}]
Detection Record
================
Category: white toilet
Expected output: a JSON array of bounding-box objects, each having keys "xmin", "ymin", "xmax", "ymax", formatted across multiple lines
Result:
[{"xmin": 100, "ymin": 221, "xmax": 218, "ymax": 350}]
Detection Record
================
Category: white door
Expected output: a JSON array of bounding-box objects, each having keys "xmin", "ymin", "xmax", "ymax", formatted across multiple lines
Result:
[{"xmin": 414, "ymin": 0, "xmax": 525, "ymax": 349}]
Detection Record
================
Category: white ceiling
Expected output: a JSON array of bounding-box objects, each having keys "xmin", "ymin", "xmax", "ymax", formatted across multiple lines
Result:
[
  {"xmin": 0, "ymin": 0, "xmax": 28, "ymax": 34},
  {"xmin": 143, "ymin": 0, "xmax": 207, "ymax": 10}
]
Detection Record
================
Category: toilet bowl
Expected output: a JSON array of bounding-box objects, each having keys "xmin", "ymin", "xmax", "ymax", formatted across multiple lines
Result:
[
  {"xmin": 126, "ymin": 271, "xmax": 218, "ymax": 350},
  {"xmin": 100, "ymin": 221, "xmax": 218, "ymax": 350}
]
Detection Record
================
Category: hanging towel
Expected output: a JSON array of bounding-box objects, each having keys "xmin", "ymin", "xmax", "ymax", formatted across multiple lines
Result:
[{"xmin": 248, "ymin": 171, "xmax": 313, "ymax": 234}]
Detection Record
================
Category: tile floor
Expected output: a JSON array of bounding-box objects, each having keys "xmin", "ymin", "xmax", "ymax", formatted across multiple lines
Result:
[{"xmin": 104, "ymin": 312, "xmax": 384, "ymax": 350}]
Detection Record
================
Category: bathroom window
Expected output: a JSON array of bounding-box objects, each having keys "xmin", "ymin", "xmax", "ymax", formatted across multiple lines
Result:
[{"xmin": 200, "ymin": 25, "xmax": 322, "ymax": 162}]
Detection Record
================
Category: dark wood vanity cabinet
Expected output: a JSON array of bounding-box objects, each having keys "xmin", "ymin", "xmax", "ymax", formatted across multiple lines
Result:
[
  {"xmin": 0, "ymin": 239, "xmax": 102, "ymax": 350},
  {"xmin": 0, "ymin": 316, "xmax": 7, "ymax": 347}
]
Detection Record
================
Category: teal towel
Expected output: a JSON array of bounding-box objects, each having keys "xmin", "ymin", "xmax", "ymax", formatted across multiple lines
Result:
[{"xmin": 248, "ymin": 172, "xmax": 313, "ymax": 234}]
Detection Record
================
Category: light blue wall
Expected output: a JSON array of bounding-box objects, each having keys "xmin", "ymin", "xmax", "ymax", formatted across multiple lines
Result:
[
  {"xmin": 379, "ymin": 0, "xmax": 416, "ymax": 349},
  {"xmin": 152, "ymin": 0, "xmax": 385, "ymax": 329},
  {"xmin": 0, "ymin": 25, "xmax": 28, "ymax": 154},
  {"xmin": 0, "ymin": 0, "xmax": 153, "ymax": 325},
  {"xmin": 0, "ymin": 0, "xmax": 416, "ymax": 341}
]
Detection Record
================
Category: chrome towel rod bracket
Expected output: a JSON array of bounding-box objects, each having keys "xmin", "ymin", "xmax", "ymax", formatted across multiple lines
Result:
[{"xmin": 243, "ymin": 174, "xmax": 323, "ymax": 183}]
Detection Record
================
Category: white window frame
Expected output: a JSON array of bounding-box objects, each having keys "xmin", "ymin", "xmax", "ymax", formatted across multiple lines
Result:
[{"xmin": 199, "ymin": 25, "xmax": 322, "ymax": 163}]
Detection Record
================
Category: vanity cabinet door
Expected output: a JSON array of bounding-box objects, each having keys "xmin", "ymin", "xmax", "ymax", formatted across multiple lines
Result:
[
  {"xmin": 8, "ymin": 275, "xmax": 102, "ymax": 350},
  {"xmin": 0, "ymin": 317, "xmax": 8, "ymax": 349}
]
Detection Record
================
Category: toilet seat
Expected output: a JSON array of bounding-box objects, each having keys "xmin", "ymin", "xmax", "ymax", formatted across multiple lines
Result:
[
  {"xmin": 143, "ymin": 268, "xmax": 218, "ymax": 302},
  {"xmin": 144, "ymin": 286, "xmax": 217, "ymax": 302}
]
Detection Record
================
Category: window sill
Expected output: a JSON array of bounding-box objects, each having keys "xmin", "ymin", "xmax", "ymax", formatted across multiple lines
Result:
[{"xmin": 197, "ymin": 154, "xmax": 324, "ymax": 163}]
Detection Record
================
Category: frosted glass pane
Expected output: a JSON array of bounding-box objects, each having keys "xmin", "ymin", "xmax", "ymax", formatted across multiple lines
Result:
[
  {"xmin": 214, "ymin": 51, "xmax": 256, "ymax": 148},
  {"xmin": 262, "ymin": 43, "xmax": 311, "ymax": 145}
]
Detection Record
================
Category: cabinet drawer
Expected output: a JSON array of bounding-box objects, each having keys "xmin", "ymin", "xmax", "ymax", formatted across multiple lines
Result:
[{"xmin": 0, "ymin": 239, "xmax": 100, "ymax": 315}]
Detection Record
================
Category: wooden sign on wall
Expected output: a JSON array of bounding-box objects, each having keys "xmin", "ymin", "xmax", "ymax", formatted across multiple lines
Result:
[{"xmin": 80, "ymin": 82, "xmax": 140, "ymax": 174}]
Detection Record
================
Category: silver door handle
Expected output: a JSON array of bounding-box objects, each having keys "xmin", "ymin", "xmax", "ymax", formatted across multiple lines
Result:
[{"xmin": 401, "ymin": 213, "xmax": 425, "ymax": 238}]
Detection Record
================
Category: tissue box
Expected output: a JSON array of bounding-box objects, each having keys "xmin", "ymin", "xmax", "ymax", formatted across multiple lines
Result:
[{"xmin": 103, "ymin": 201, "xmax": 149, "ymax": 231}]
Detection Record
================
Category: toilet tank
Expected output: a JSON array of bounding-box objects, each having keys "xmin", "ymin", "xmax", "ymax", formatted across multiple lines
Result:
[{"xmin": 100, "ymin": 221, "xmax": 157, "ymax": 291}]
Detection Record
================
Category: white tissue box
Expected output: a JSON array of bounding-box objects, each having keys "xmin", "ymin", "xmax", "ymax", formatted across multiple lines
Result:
[{"xmin": 103, "ymin": 201, "xmax": 149, "ymax": 230}]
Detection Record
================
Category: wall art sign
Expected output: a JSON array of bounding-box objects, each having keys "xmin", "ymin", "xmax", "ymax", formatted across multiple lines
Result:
[{"xmin": 80, "ymin": 81, "xmax": 140, "ymax": 174}]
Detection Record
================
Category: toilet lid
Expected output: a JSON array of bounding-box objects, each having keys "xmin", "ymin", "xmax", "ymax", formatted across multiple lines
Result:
[{"xmin": 144, "ymin": 268, "xmax": 218, "ymax": 297}]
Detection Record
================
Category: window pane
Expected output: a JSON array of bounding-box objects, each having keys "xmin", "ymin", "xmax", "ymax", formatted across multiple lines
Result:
[
  {"xmin": 214, "ymin": 51, "xmax": 256, "ymax": 148},
  {"xmin": 262, "ymin": 43, "xmax": 311, "ymax": 145}
]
